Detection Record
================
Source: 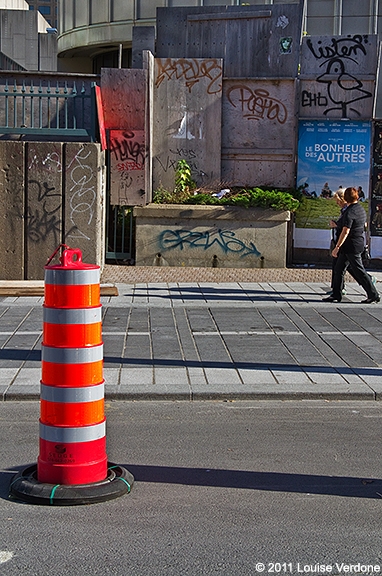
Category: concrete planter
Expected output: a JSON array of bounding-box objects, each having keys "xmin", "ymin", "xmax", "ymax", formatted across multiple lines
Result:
[{"xmin": 134, "ymin": 204, "xmax": 290, "ymax": 269}]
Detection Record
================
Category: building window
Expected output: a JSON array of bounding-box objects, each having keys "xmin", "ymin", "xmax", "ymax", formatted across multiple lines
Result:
[
  {"xmin": 29, "ymin": 5, "xmax": 34, "ymax": 9},
  {"xmin": 38, "ymin": 6, "xmax": 51, "ymax": 15}
]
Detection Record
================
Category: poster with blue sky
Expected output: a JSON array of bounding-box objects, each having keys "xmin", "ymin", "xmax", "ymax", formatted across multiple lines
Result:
[{"xmin": 297, "ymin": 120, "xmax": 371, "ymax": 200}]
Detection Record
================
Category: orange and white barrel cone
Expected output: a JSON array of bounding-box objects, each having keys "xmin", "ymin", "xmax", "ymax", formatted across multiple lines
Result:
[{"xmin": 10, "ymin": 245, "xmax": 133, "ymax": 505}]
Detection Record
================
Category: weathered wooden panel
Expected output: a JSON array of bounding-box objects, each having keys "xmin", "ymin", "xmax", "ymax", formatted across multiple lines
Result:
[
  {"xmin": 300, "ymin": 35, "xmax": 379, "ymax": 77},
  {"xmin": 156, "ymin": 7, "xmax": 210, "ymax": 58},
  {"xmin": 0, "ymin": 142, "xmax": 24, "ymax": 280},
  {"xmin": 153, "ymin": 57, "xmax": 223, "ymax": 193},
  {"xmin": 64, "ymin": 143, "xmax": 105, "ymax": 267},
  {"xmin": 26, "ymin": 143, "xmax": 63, "ymax": 280},
  {"xmin": 299, "ymin": 35, "xmax": 379, "ymax": 119},
  {"xmin": 132, "ymin": 26, "xmax": 155, "ymax": 69},
  {"xmin": 101, "ymin": 68, "xmax": 148, "ymax": 205},
  {"xmin": 156, "ymin": 4, "xmax": 304, "ymax": 78},
  {"xmin": 221, "ymin": 79, "xmax": 297, "ymax": 188},
  {"xmin": 143, "ymin": 50, "xmax": 154, "ymax": 203},
  {"xmin": 109, "ymin": 130, "xmax": 146, "ymax": 205},
  {"xmin": 100, "ymin": 68, "xmax": 147, "ymax": 130},
  {"xmin": 299, "ymin": 78, "xmax": 375, "ymax": 119}
]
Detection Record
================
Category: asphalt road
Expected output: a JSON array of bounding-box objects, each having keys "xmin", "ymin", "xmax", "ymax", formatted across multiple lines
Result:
[{"xmin": 1, "ymin": 400, "xmax": 382, "ymax": 576}]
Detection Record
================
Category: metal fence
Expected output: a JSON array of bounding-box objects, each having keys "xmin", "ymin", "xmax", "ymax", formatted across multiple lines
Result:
[
  {"xmin": 106, "ymin": 204, "xmax": 135, "ymax": 262},
  {"xmin": 0, "ymin": 78, "xmax": 96, "ymax": 139}
]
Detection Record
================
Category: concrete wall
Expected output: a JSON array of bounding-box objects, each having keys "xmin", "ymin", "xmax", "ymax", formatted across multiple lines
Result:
[
  {"xmin": 134, "ymin": 204, "xmax": 290, "ymax": 269},
  {"xmin": 0, "ymin": 9, "xmax": 56, "ymax": 71},
  {"xmin": 0, "ymin": 141, "xmax": 105, "ymax": 280}
]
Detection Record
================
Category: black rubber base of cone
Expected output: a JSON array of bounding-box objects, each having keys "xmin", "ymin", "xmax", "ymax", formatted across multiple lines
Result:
[{"xmin": 9, "ymin": 463, "xmax": 134, "ymax": 506}]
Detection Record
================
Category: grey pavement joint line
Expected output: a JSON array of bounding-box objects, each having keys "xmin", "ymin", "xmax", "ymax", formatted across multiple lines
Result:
[
  {"xmin": 170, "ymin": 304, "xmax": 193, "ymax": 400},
  {"xmin": 208, "ymin": 307, "xmax": 247, "ymax": 389},
  {"xmin": 282, "ymin": 306, "xmax": 378, "ymax": 397}
]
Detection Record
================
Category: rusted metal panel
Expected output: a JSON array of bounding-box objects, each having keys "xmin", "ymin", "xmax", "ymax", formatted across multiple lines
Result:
[
  {"xmin": 152, "ymin": 57, "xmax": 223, "ymax": 193},
  {"xmin": 221, "ymin": 78, "xmax": 297, "ymax": 188},
  {"xmin": 299, "ymin": 35, "xmax": 379, "ymax": 119}
]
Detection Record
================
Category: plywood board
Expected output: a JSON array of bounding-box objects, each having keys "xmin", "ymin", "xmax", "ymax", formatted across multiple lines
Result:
[
  {"xmin": 221, "ymin": 78, "xmax": 297, "ymax": 188},
  {"xmin": 153, "ymin": 57, "xmax": 223, "ymax": 192},
  {"xmin": 109, "ymin": 129, "xmax": 146, "ymax": 205}
]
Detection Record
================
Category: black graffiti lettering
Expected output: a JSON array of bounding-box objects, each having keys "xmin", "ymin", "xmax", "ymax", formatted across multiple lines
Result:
[
  {"xmin": 27, "ymin": 204, "xmax": 61, "ymax": 244},
  {"xmin": 27, "ymin": 180, "xmax": 62, "ymax": 244},
  {"xmin": 301, "ymin": 90, "xmax": 328, "ymax": 107},
  {"xmin": 110, "ymin": 131, "xmax": 147, "ymax": 168},
  {"xmin": 307, "ymin": 35, "xmax": 367, "ymax": 62},
  {"xmin": 305, "ymin": 35, "xmax": 372, "ymax": 118},
  {"xmin": 169, "ymin": 148, "xmax": 197, "ymax": 161},
  {"xmin": 159, "ymin": 229, "xmax": 261, "ymax": 257}
]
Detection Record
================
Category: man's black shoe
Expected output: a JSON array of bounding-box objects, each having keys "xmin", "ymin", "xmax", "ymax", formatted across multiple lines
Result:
[
  {"xmin": 322, "ymin": 296, "xmax": 341, "ymax": 302},
  {"xmin": 361, "ymin": 295, "xmax": 380, "ymax": 304}
]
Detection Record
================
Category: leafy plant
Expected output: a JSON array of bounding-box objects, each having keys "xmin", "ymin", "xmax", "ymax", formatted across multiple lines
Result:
[
  {"xmin": 152, "ymin": 161, "xmax": 300, "ymax": 212},
  {"xmin": 153, "ymin": 160, "xmax": 196, "ymax": 204},
  {"xmin": 174, "ymin": 159, "xmax": 196, "ymax": 194}
]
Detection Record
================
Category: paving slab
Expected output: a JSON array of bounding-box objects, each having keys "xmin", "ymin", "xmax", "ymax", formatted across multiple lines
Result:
[{"xmin": 1, "ymin": 266, "xmax": 382, "ymax": 401}]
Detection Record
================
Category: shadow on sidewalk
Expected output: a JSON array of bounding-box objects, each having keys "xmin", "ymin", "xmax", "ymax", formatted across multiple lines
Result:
[{"xmin": 0, "ymin": 349, "xmax": 381, "ymax": 377}]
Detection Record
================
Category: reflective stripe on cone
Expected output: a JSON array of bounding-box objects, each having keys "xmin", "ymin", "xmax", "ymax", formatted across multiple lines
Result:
[
  {"xmin": 40, "ymin": 382, "xmax": 105, "ymax": 426},
  {"xmin": 43, "ymin": 306, "xmax": 102, "ymax": 348},
  {"xmin": 41, "ymin": 361, "xmax": 103, "ymax": 387}
]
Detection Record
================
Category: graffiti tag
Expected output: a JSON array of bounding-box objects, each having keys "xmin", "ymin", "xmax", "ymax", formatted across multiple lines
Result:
[
  {"xmin": 109, "ymin": 130, "xmax": 147, "ymax": 170},
  {"xmin": 227, "ymin": 85, "xmax": 288, "ymax": 123},
  {"xmin": 67, "ymin": 146, "xmax": 96, "ymax": 240},
  {"xmin": 27, "ymin": 180, "xmax": 62, "ymax": 244},
  {"xmin": 159, "ymin": 229, "xmax": 261, "ymax": 258},
  {"xmin": 156, "ymin": 58, "xmax": 223, "ymax": 94},
  {"xmin": 304, "ymin": 35, "xmax": 373, "ymax": 118}
]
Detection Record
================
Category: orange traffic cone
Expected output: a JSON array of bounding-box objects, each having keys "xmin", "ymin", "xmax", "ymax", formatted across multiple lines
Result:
[{"xmin": 10, "ymin": 246, "xmax": 133, "ymax": 505}]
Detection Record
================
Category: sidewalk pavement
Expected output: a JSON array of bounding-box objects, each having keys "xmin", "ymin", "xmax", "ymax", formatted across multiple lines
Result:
[{"xmin": 1, "ymin": 266, "xmax": 382, "ymax": 402}]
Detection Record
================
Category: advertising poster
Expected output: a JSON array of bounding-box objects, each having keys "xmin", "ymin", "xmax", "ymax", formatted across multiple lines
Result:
[
  {"xmin": 294, "ymin": 120, "xmax": 371, "ymax": 249},
  {"xmin": 296, "ymin": 120, "xmax": 371, "ymax": 229},
  {"xmin": 371, "ymin": 121, "xmax": 382, "ymax": 237}
]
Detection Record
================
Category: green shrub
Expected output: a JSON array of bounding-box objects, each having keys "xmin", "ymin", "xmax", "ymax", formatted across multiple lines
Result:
[{"xmin": 152, "ymin": 160, "xmax": 300, "ymax": 212}]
